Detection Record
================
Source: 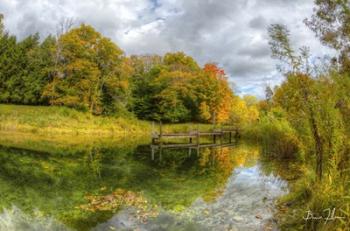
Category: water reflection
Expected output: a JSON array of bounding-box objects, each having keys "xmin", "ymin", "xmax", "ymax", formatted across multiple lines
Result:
[
  {"xmin": 94, "ymin": 164, "xmax": 288, "ymax": 231},
  {"xmin": 0, "ymin": 133, "xmax": 288, "ymax": 231}
]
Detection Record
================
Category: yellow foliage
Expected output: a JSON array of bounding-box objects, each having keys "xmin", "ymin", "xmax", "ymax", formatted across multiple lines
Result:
[
  {"xmin": 199, "ymin": 102, "xmax": 211, "ymax": 121},
  {"xmin": 229, "ymin": 96, "xmax": 259, "ymax": 127},
  {"xmin": 79, "ymin": 188, "xmax": 159, "ymax": 220}
]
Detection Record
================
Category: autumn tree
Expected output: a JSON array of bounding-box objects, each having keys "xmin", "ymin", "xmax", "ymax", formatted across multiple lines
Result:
[
  {"xmin": 130, "ymin": 54, "xmax": 235, "ymax": 123},
  {"xmin": 268, "ymin": 23, "xmax": 347, "ymax": 180},
  {"xmin": 131, "ymin": 52, "xmax": 198, "ymax": 122},
  {"xmin": 43, "ymin": 24, "xmax": 132, "ymax": 115},
  {"xmin": 163, "ymin": 52, "xmax": 200, "ymax": 72},
  {"xmin": 151, "ymin": 52, "xmax": 200, "ymax": 122},
  {"xmin": 269, "ymin": 24, "xmax": 323, "ymax": 179},
  {"xmin": 229, "ymin": 96, "xmax": 259, "ymax": 131},
  {"xmin": 198, "ymin": 63, "xmax": 234, "ymax": 123}
]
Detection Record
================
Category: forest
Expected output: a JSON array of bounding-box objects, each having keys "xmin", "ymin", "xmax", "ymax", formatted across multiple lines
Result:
[
  {"xmin": 0, "ymin": 14, "xmax": 257, "ymax": 125},
  {"xmin": 0, "ymin": 0, "xmax": 350, "ymax": 230}
]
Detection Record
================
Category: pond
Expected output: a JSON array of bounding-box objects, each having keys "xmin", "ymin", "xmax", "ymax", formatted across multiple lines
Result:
[{"xmin": 0, "ymin": 132, "xmax": 290, "ymax": 231}]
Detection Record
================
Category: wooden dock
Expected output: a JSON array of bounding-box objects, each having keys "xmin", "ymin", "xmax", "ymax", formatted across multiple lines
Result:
[
  {"xmin": 152, "ymin": 127, "xmax": 237, "ymax": 145},
  {"xmin": 149, "ymin": 123, "xmax": 238, "ymax": 160},
  {"xmin": 151, "ymin": 122, "xmax": 237, "ymax": 145}
]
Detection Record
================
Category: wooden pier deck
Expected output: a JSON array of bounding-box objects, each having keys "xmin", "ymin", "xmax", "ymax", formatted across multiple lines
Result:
[
  {"xmin": 152, "ymin": 130, "xmax": 235, "ymax": 144},
  {"xmin": 151, "ymin": 123, "xmax": 238, "ymax": 145},
  {"xmin": 149, "ymin": 123, "xmax": 239, "ymax": 160}
]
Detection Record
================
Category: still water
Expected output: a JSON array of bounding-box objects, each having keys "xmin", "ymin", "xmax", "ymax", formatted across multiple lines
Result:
[{"xmin": 0, "ymin": 133, "xmax": 289, "ymax": 231}]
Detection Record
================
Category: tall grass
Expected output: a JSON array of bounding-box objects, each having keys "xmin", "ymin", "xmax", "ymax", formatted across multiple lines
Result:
[
  {"xmin": 276, "ymin": 168, "xmax": 350, "ymax": 231},
  {"xmin": 0, "ymin": 104, "xmax": 151, "ymax": 136},
  {"xmin": 244, "ymin": 113, "xmax": 304, "ymax": 161},
  {"xmin": 0, "ymin": 104, "xmax": 214, "ymax": 137}
]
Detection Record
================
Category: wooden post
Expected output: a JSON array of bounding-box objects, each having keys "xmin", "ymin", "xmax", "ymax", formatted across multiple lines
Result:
[
  {"xmin": 235, "ymin": 128, "xmax": 240, "ymax": 139},
  {"xmin": 196, "ymin": 130, "xmax": 200, "ymax": 155},
  {"xmin": 229, "ymin": 131, "xmax": 232, "ymax": 143},
  {"xmin": 196, "ymin": 130, "xmax": 200, "ymax": 145},
  {"xmin": 219, "ymin": 129, "xmax": 223, "ymax": 145},
  {"xmin": 213, "ymin": 134, "xmax": 216, "ymax": 144},
  {"xmin": 151, "ymin": 146, "xmax": 155, "ymax": 160},
  {"xmin": 159, "ymin": 121, "xmax": 163, "ymax": 162},
  {"xmin": 159, "ymin": 121, "xmax": 163, "ymax": 144}
]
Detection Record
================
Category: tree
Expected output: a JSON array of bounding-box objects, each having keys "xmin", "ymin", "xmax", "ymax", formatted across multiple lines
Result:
[
  {"xmin": 163, "ymin": 52, "xmax": 200, "ymax": 72},
  {"xmin": 265, "ymin": 85, "xmax": 274, "ymax": 103},
  {"xmin": 130, "ymin": 55, "xmax": 235, "ymax": 123},
  {"xmin": 268, "ymin": 24, "xmax": 300, "ymax": 73},
  {"xmin": 152, "ymin": 70, "xmax": 194, "ymax": 122},
  {"xmin": 199, "ymin": 63, "xmax": 234, "ymax": 123},
  {"xmin": 43, "ymin": 24, "xmax": 131, "ymax": 115},
  {"xmin": 0, "ymin": 14, "xmax": 4, "ymax": 36},
  {"xmin": 268, "ymin": 24, "xmax": 326, "ymax": 180},
  {"xmin": 130, "ymin": 53, "xmax": 198, "ymax": 122},
  {"xmin": 0, "ymin": 31, "xmax": 49, "ymax": 104},
  {"xmin": 21, "ymin": 35, "xmax": 56, "ymax": 104},
  {"xmin": 0, "ymin": 32, "xmax": 19, "ymax": 103},
  {"xmin": 0, "ymin": 15, "xmax": 55, "ymax": 105},
  {"xmin": 274, "ymin": 74, "xmax": 325, "ymax": 179},
  {"xmin": 305, "ymin": 0, "xmax": 350, "ymax": 72},
  {"xmin": 229, "ymin": 96, "xmax": 259, "ymax": 130}
]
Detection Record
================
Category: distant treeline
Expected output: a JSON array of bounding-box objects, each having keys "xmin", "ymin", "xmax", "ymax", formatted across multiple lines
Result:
[{"xmin": 0, "ymin": 15, "xmax": 259, "ymax": 124}]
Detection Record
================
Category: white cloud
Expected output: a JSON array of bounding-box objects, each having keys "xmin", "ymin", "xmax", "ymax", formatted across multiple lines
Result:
[{"xmin": 0, "ymin": 0, "xmax": 333, "ymax": 98}]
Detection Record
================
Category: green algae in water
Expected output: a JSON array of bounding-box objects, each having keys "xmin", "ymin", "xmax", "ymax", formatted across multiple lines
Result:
[{"xmin": 0, "ymin": 133, "xmax": 287, "ymax": 231}]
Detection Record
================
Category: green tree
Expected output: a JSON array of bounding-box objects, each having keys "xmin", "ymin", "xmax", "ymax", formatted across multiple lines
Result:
[
  {"xmin": 0, "ymin": 33, "xmax": 19, "ymax": 102},
  {"xmin": 131, "ymin": 52, "xmax": 200, "ymax": 122},
  {"xmin": 163, "ymin": 52, "xmax": 200, "ymax": 72},
  {"xmin": 0, "ymin": 15, "xmax": 55, "ymax": 105},
  {"xmin": 269, "ymin": 24, "xmax": 331, "ymax": 180},
  {"xmin": 305, "ymin": 0, "xmax": 350, "ymax": 71},
  {"xmin": 130, "ymin": 54, "xmax": 235, "ymax": 123},
  {"xmin": 21, "ymin": 35, "xmax": 56, "ymax": 104},
  {"xmin": 268, "ymin": 24, "xmax": 300, "ymax": 73},
  {"xmin": 0, "ymin": 14, "xmax": 4, "ymax": 36}
]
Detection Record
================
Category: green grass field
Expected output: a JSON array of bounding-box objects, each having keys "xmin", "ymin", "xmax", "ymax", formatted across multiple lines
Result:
[{"xmin": 0, "ymin": 104, "xmax": 214, "ymax": 136}]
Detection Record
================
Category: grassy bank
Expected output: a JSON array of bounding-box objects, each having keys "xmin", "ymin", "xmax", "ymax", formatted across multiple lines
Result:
[
  {"xmin": 0, "ymin": 104, "xmax": 213, "ymax": 136},
  {"xmin": 0, "ymin": 104, "xmax": 151, "ymax": 136}
]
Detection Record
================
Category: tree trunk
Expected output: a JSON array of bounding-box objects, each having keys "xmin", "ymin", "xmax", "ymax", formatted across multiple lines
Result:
[
  {"xmin": 300, "ymin": 78, "xmax": 324, "ymax": 181},
  {"xmin": 309, "ymin": 110, "xmax": 323, "ymax": 180}
]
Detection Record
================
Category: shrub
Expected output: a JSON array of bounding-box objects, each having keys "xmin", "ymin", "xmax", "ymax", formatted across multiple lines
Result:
[{"xmin": 246, "ymin": 113, "xmax": 304, "ymax": 161}]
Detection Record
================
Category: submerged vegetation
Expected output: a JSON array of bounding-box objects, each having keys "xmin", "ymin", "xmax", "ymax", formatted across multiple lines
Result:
[{"xmin": 0, "ymin": 132, "xmax": 261, "ymax": 230}]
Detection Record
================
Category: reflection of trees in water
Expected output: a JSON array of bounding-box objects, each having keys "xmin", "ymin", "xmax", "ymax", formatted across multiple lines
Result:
[
  {"xmin": 0, "ymin": 139, "xmax": 262, "ymax": 230},
  {"xmin": 84, "ymin": 147, "xmax": 102, "ymax": 178},
  {"xmin": 0, "ymin": 142, "xmax": 144, "ymax": 230},
  {"xmin": 197, "ymin": 145, "xmax": 259, "ymax": 201},
  {"xmin": 132, "ymin": 144, "xmax": 260, "ymax": 205}
]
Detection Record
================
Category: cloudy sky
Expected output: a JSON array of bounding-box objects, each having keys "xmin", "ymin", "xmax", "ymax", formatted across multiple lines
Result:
[{"xmin": 0, "ymin": 0, "xmax": 333, "ymax": 97}]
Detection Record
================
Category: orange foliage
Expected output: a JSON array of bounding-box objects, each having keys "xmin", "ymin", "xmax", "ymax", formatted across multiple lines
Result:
[{"xmin": 203, "ymin": 63, "xmax": 234, "ymax": 123}]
